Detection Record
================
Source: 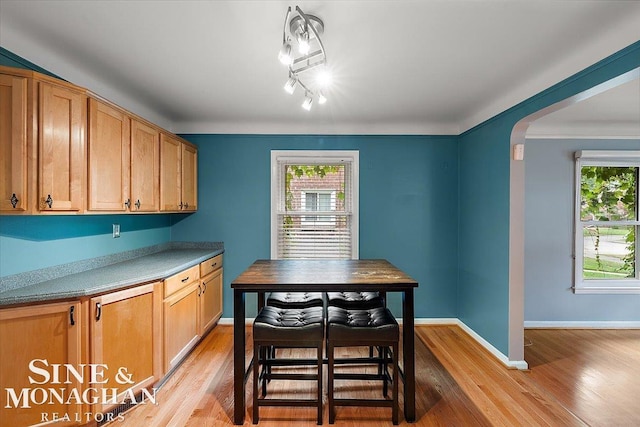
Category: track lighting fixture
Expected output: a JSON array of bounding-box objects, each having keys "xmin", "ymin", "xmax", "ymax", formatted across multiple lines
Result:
[{"xmin": 278, "ymin": 5, "xmax": 329, "ymax": 110}]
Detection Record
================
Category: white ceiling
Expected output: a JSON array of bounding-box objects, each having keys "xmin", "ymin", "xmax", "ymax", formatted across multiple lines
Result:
[{"xmin": 1, "ymin": 0, "xmax": 639, "ymax": 136}]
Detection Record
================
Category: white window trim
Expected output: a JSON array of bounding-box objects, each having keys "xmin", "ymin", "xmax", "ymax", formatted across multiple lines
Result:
[
  {"xmin": 574, "ymin": 150, "xmax": 640, "ymax": 294},
  {"xmin": 271, "ymin": 150, "xmax": 359, "ymax": 260}
]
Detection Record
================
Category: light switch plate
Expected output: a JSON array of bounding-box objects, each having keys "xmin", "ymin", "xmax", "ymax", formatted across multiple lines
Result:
[{"xmin": 113, "ymin": 224, "xmax": 120, "ymax": 238}]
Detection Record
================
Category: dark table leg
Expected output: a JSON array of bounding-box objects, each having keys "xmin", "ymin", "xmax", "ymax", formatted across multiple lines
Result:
[
  {"xmin": 233, "ymin": 289, "xmax": 246, "ymax": 425},
  {"xmin": 402, "ymin": 289, "xmax": 416, "ymax": 422}
]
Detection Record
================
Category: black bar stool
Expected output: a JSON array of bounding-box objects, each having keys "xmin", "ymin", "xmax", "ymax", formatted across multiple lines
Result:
[
  {"xmin": 326, "ymin": 291, "xmax": 385, "ymax": 310},
  {"xmin": 327, "ymin": 291, "xmax": 386, "ymax": 363},
  {"xmin": 326, "ymin": 306, "xmax": 399, "ymax": 425},
  {"xmin": 252, "ymin": 305, "xmax": 324, "ymax": 425},
  {"xmin": 267, "ymin": 291, "xmax": 325, "ymax": 309}
]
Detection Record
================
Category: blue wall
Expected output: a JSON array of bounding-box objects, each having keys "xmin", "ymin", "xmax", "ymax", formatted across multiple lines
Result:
[
  {"xmin": 458, "ymin": 41, "xmax": 640, "ymax": 354},
  {"xmin": 525, "ymin": 138, "xmax": 640, "ymax": 322},
  {"xmin": 171, "ymin": 135, "xmax": 460, "ymax": 318},
  {"xmin": 0, "ymin": 215, "xmax": 172, "ymax": 276}
]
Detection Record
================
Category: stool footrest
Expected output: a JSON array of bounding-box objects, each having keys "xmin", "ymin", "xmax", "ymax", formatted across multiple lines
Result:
[
  {"xmin": 257, "ymin": 399, "xmax": 320, "ymax": 407},
  {"xmin": 334, "ymin": 373, "xmax": 391, "ymax": 381},
  {"xmin": 333, "ymin": 398, "xmax": 394, "ymax": 407},
  {"xmin": 261, "ymin": 373, "xmax": 319, "ymax": 381},
  {"xmin": 262, "ymin": 358, "xmax": 320, "ymax": 367}
]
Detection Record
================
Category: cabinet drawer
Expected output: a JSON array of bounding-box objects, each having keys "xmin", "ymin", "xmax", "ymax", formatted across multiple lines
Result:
[
  {"xmin": 164, "ymin": 264, "xmax": 200, "ymax": 297},
  {"xmin": 200, "ymin": 254, "xmax": 223, "ymax": 277}
]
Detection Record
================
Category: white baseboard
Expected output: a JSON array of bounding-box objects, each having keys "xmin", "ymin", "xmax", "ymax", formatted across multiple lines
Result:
[
  {"xmin": 455, "ymin": 320, "xmax": 529, "ymax": 370},
  {"xmin": 525, "ymin": 320, "xmax": 640, "ymax": 329},
  {"xmin": 219, "ymin": 316, "xmax": 529, "ymax": 370}
]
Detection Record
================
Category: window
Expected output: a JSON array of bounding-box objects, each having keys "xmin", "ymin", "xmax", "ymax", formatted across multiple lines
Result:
[
  {"xmin": 271, "ymin": 150, "xmax": 358, "ymax": 259},
  {"xmin": 574, "ymin": 150, "xmax": 639, "ymax": 293}
]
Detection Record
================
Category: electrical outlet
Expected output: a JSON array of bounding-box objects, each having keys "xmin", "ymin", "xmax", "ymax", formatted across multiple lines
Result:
[{"xmin": 112, "ymin": 224, "xmax": 120, "ymax": 238}]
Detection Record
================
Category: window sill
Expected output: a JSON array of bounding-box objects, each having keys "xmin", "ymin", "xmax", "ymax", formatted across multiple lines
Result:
[{"xmin": 573, "ymin": 285, "xmax": 640, "ymax": 294}]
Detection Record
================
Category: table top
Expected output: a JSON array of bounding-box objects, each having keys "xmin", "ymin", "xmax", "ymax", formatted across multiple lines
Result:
[{"xmin": 231, "ymin": 259, "xmax": 418, "ymax": 292}]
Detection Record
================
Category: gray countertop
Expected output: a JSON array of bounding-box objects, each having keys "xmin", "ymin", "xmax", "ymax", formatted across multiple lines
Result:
[{"xmin": 0, "ymin": 242, "xmax": 223, "ymax": 307}]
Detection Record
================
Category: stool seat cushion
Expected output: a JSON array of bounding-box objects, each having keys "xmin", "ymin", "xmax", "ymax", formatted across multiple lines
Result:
[
  {"xmin": 327, "ymin": 306, "xmax": 398, "ymax": 342},
  {"xmin": 254, "ymin": 306, "xmax": 324, "ymax": 342},
  {"xmin": 267, "ymin": 292, "xmax": 324, "ymax": 308},
  {"xmin": 327, "ymin": 291, "xmax": 384, "ymax": 309}
]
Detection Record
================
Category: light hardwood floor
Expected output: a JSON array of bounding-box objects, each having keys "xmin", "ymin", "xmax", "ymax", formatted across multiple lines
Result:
[
  {"xmin": 110, "ymin": 325, "xmax": 638, "ymax": 426},
  {"xmin": 524, "ymin": 328, "xmax": 640, "ymax": 427}
]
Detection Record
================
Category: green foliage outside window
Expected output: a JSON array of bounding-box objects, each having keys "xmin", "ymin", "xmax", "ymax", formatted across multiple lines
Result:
[{"xmin": 580, "ymin": 166, "xmax": 637, "ymax": 278}]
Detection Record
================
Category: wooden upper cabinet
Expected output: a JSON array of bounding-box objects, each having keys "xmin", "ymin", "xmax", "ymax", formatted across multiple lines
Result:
[
  {"xmin": 0, "ymin": 301, "xmax": 82, "ymax": 426},
  {"xmin": 130, "ymin": 119, "xmax": 160, "ymax": 212},
  {"xmin": 181, "ymin": 142, "xmax": 198, "ymax": 211},
  {"xmin": 38, "ymin": 81, "xmax": 86, "ymax": 212},
  {"xmin": 88, "ymin": 98, "xmax": 131, "ymax": 211},
  {"xmin": 160, "ymin": 133, "xmax": 181, "ymax": 211},
  {"xmin": 160, "ymin": 134, "xmax": 198, "ymax": 212},
  {"xmin": 0, "ymin": 74, "xmax": 28, "ymax": 212},
  {"xmin": 0, "ymin": 66, "xmax": 196, "ymax": 216}
]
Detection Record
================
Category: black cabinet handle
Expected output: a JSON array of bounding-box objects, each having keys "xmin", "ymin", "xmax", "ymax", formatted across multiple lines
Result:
[
  {"xmin": 198, "ymin": 284, "xmax": 202, "ymax": 296},
  {"xmin": 10, "ymin": 193, "xmax": 19, "ymax": 208},
  {"xmin": 202, "ymin": 281, "xmax": 207, "ymax": 293},
  {"xmin": 124, "ymin": 198, "xmax": 131, "ymax": 209},
  {"xmin": 45, "ymin": 194, "xmax": 53, "ymax": 208},
  {"xmin": 95, "ymin": 302, "xmax": 102, "ymax": 321},
  {"xmin": 69, "ymin": 306, "xmax": 75, "ymax": 326},
  {"xmin": 181, "ymin": 276, "xmax": 189, "ymax": 283},
  {"xmin": 135, "ymin": 199, "xmax": 141, "ymax": 210}
]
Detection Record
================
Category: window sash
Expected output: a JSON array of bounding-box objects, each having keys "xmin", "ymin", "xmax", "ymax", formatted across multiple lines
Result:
[{"xmin": 574, "ymin": 150, "xmax": 640, "ymax": 293}]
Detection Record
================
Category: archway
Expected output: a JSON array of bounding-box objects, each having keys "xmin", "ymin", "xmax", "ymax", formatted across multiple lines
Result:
[{"xmin": 508, "ymin": 67, "xmax": 640, "ymax": 363}]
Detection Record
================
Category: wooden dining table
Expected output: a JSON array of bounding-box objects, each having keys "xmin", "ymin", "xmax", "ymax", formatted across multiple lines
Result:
[{"xmin": 231, "ymin": 259, "xmax": 419, "ymax": 424}]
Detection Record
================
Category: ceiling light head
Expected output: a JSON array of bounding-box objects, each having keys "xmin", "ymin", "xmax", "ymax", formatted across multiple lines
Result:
[
  {"xmin": 302, "ymin": 93, "xmax": 313, "ymax": 111},
  {"xmin": 284, "ymin": 76, "xmax": 297, "ymax": 94},
  {"xmin": 297, "ymin": 30, "xmax": 310, "ymax": 55},
  {"xmin": 318, "ymin": 91, "xmax": 327, "ymax": 105},
  {"xmin": 278, "ymin": 42, "xmax": 293, "ymax": 66}
]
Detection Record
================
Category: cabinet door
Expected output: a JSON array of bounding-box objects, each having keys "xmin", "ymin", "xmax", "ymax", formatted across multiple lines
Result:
[
  {"xmin": 39, "ymin": 82, "xmax": 86, "ymax": 211},
  {"xmin": 0, "ymin": 301, "xmax": 82, "ymax": 426},
  {"xmin": 130, "ymin": 119, "xmax": 159, "ymax": 212},
  {"xmin": 164, "ymin": 282, "xmax": 200, "ymax": 372},
  {"xmin": 160, "ymin": 133, "xmax": 181, "ymax": 212},
  {"xmin": 181, "ymin": 142, "xmax": 198, "ymax": 212},
  {"xmin": 87, "ymin": 98, "xmax": 131, "ymax": 211},
  {"xmin": 90, "ymin": 282, "xmax": 162, "ymax": 413},
  {"xmin": 0, "ymin": 74, "xmax": 28, "ymax": 212},
  {"xmin": 200, "ymin": 267, "xmax": 223, "ymax": 335}
]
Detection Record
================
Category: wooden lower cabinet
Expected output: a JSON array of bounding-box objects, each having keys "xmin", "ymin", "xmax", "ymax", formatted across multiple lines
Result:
[
  {"xmin": 0, "ymin": 301, "xmax": 82, "ymax": 426},
  {"xmin": 199, "ymin": 262, "xmax": 223, "ymax": 335},
  {"xmin": 89, "ymin": 282, "xmax": 163, "ymax": 414},
  {"xmin": 162, "ymin": 256, "xmax": 224, "ymax": 372},
  {"xmin": 163, "ymin": 282, "xmax": 200, "ymax": 373}
]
